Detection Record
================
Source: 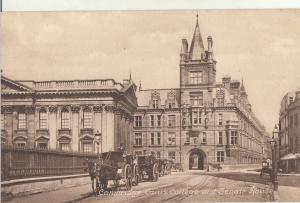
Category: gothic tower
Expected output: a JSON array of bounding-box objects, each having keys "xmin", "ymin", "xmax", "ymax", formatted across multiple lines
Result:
[{"xmin": 180, "ymin": 15, "xmax": 216, "ymax": 88}]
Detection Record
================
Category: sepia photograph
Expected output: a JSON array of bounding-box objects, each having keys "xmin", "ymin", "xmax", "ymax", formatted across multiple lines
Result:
[{"xmin": 1, "ymin": 5, "xmax": 300, "ymax": 203}]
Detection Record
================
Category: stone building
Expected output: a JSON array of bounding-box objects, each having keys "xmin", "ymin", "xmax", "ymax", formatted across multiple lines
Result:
[
  {"xmin": 279, "ymin": 89, "xmax": 300, "ymax": 173},
  {"xmin": 1, "ymin": 76, "xmax": 137, "ymax": 154},
  {"xmin": 133, "ymin": 17, "xmax": 269, "ymax": 170}
]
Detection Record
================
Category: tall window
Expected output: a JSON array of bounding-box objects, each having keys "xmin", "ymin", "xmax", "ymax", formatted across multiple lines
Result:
[
  {"xmin": 151, "ymin": 133, "xmax": 155, "ymax": 145},
  {"xmin": 150, "ymin": 115, "xmax": 155, "ymax": 127},
  {"xmin": 152, "ymin": 99, "xmax": 159, "ymax": 109},
  {"xmin": 217, "ymin": 151, "xmax": 225, "ymax": 162},
  {"xmin": 18, "ymin": 113, "xmax": 26, "ymax": 129},
  {"xmin": 38, "ymin": 143, "xmax": 47, "ymax": 149},
  {"xmin": 190, "ymin": 92, "xmax": 203, "ymax": 106},
  {"xmin": 157, "ymin": 115, "xmax": 161, "ymax": 127},
  {"xmin": 193, "ymin": 111, "xmax": 202, "ymax": 124},
  {"xmin": 167, "ymin": 132, "xmax": 176, "ymax": 145},
  {"xmin": 39, "ymin": 109, "xmax": 48, "ymax": 129},
  {"xmin": 168, "ymin": 115, "xmax": 176, "ymax": 127},
  {"xmin": 168, "ymin": 97, "xmax": 175, "ymax": 108},
  {"xmin": 134, "ymin": 116, "xmax": 142, "ymax": 127},
  {"xmin": 295, "ymin": 113, "xmax": 298, "ymax": 127},
  {"xmin": 190, "ymin": 71, "xmax": 202, "ymax": 84},
  {"xmin": 1, "ymin": 114, "xmax": 5, "ymax": 130},
  {"xmin": 202, "ymin": 132, "xmax": 207, "ymax": 143},
  {"xmin": 82, "ymin": 143, "xmax": 92, "ymax": 153},
  {"xmin": 218, "ymin": 131, "xmax": 223, "ymax": 144},
  {"xmin": 157, "ymin": 133, "xmax": 161, "ymax": 145},
  {"xmin": 60, "ymin": 143, "xmax": 69, "ymax": 151},
  {"xmin": 231, "ymin": 131, "xmax": 238, "ymax": 145},
  {"xmin": 135, "ymin": 133, "xmax": 142, "ymax": 146},
  {"xmin": 83, "ymin": 109, "xmax": 92, "ymax": 129},
  {"xmin": 218, "ymin": 114, "xmax": 223, "ymax": 126},
  {"xmin": 61, "ymin": 109, "xmax": 70, "ymax": 129},
  {"xmin": 168, "ymin": 151, "xmax": 176, "ymax": 161}
]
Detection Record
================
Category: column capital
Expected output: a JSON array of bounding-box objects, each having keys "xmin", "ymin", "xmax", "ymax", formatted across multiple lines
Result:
[
  {"xmin": 48, "ymin": 105, "xmax": 58, "ymax": 113},
  {"xmin": 93, "ymin": 105, "xmax": 103, "ymax": 112},
  {"xmin": 71, "ymin": 105, "xmax": 80, "ymax": 113}
]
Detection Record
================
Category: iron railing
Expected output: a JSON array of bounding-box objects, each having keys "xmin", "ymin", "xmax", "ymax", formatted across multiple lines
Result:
[{"xmin": 1, "ymin": 145, "xmax": 97, "ymax": 181}]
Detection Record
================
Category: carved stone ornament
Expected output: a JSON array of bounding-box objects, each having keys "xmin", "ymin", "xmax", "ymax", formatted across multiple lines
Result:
[
  {"xmin": 93, "ymin": 105, "xmax": 103, "ymax": 112},
  {"xmin": 1, "ymin": 106, "xmax": 13, "ymax": 114},
  {"xmin": 71, "ymin": 105, "xmax": 80, "ymax": 113},
  {"xmin": 48, "ymin": 105, "xmax": 58, "ymax": 113}
]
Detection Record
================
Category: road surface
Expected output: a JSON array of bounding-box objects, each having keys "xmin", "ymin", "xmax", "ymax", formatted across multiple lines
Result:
[{"xmin": 77, "ymin": 172, "xmax": 273, "ymax": 202}]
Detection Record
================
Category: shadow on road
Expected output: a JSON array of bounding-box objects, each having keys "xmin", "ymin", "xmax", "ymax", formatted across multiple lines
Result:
[{"xmin": 206, "ymin": 172, "xmax": 271, "ymax": 186}]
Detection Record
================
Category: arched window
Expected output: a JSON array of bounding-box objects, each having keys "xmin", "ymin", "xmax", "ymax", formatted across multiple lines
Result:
[
  {"xmin": 83, "ymin": 108, "xmax": 92, "ymax": 129},
  {"xmin": 61, "ymin": 108, "xmax": 70, "ymax": 129},
  {"xmin": 39, "ymin": 109, "xmax": 48, "ymax": 129}
]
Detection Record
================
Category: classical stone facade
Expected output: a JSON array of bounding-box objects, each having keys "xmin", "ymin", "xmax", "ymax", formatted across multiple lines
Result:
[
  {"xmin": 133, "ymin": 17, "xmax": 269, "ymax": 170},
  {"xmin": 1, "ymin": 76, "xmax": 137, "ymax": 154},
  {"xmin": 279, "ymin": 90, "xmax": 300, "ymax": 172}
]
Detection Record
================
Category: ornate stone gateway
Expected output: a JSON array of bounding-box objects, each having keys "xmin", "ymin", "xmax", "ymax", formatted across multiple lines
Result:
[{"xmin": 188, "ymin": 148, "xmax": 206, "ymax": 170}]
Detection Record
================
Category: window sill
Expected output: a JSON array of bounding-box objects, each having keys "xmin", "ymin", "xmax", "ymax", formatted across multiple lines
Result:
[{"xmin": 166, "ymin": 145, "xmax": 176, "ymax": 147}]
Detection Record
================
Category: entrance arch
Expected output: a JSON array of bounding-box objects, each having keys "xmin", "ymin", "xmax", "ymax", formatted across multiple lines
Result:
[{"xmin": 188, "ymin": 148, "xmax": 206, "ymax": 170}]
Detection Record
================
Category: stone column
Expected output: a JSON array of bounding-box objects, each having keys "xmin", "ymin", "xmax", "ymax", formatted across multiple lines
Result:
[
  {"xmin": 26, "ymin": 106, "xmax": 35, "ymax": 148},
  {"xmin": 105, "ymin": 105, "xmax": 115, "ymax": 151},
  {"xmin": 71, "ymin": 105, "xmax": 80, "ymax": 152},
  {"xmin": 3, "ymin": 106, "xmax": 13, "ymax": 145},
  {"xmin": 93, "ymin": 105, "xmax": 102, "ymax": 153},
  {"xmin": 48, "ymin": 105, "xmax": 57, "ymax": 150}
]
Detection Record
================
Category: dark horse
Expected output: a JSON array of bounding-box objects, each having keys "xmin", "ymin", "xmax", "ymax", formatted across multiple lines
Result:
[
  {"xmin": 86, "ymin": 159, "xmax": 109, "ymax": 194},
  {"xmin": 86, "ymin": 160, "xmax": 98, "ymax": 194}
]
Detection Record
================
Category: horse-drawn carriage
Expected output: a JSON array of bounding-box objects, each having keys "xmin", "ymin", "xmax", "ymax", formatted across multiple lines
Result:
[
  {"xmin": 86, "ymin": 151, "xmax": 138, "ymax": 194},
  {"xmin": 137, "ymin": 155, "xmax": 159, "ymax": 182},
  {"xmin": 260, "ymin": 159, "xmax": 272, "ymax": 177},
  {"xmin": 158, "ymin": 159, "xmax": 173, "ymax": 176}
]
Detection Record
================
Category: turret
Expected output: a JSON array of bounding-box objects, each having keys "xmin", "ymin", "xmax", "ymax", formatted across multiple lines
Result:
[
  {"xmin": 207, "ymin": 36, "xmax": 214, "ymax": 61},
  {"xmin": 180, "ymin": 38, "xmax": 189, "ymax": 62}
]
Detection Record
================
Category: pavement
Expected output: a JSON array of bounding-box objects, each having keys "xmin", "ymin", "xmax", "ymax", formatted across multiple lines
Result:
[
  {"xmin": 276, "ymin": 185, "xmax": 300, "ymax": 202},
  {"xmin": 4, "ymin": 183, "xmax": 93, "ymax": 203}
]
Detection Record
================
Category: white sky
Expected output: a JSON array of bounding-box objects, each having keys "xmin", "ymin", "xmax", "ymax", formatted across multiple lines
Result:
[{"xmin": 1, "ymin": 10, "xmax": 300, "ymax": 134}]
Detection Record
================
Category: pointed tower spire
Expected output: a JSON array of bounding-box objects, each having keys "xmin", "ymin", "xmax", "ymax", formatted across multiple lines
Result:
[
  {"xmin": 240, "ymin": 79, "xmax": 246, "ymax": 92},
  {"xmin": 139, "ymin": 80, "xmax": 142, "ymax": 91},
  {"xmin": 129, "ymin": 71, "xmax": 132, "ymax": 82},
  {"xmin": 189, "ymin": 13, "xmax": 205, "ymax": 60}
]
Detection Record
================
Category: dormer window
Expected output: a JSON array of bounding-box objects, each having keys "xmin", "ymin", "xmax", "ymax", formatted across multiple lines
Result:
[
  {"xmin": 190, "ymin": 71, "xmax": 202, "ymax": 84},
  {"xmin": 152, "ymin": 99, "xmax": 159, "ymax": 109}
]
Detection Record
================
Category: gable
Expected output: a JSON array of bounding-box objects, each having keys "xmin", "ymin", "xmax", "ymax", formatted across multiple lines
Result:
[{"xmin": 1, "ymin": 76, "xmax": 33, "ymax": 93}]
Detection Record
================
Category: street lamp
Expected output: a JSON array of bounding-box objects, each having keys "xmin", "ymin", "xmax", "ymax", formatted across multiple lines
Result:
[
  {"xmin": 271, "ymin": 125, "xmax": 279, "ymax": 191},
  {"xmin": 95, "ymin": 130, "xmax": 102, "ymax": 156}
]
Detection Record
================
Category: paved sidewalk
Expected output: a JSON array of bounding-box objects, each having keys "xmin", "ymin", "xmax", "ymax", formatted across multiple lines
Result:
[
  {"xmin": 277, "ymin": 185, "xmax": 300, "ymax": 202},
  {"xmin": 7, "ymin": 183, "xmax": 92, "ymax": 203}
]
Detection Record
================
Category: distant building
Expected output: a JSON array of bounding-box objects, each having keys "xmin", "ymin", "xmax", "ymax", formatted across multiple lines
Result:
[
  {"xmin": 133, "ymin": 17, "xmax": 269, "ymax": 170},
  {"xmin": 279, "ymin": 89, "xmax": 300, "ymax": 173},
  {"xmin": 1, "ymin": 76, "xmax": 137, "ymax": 154}
]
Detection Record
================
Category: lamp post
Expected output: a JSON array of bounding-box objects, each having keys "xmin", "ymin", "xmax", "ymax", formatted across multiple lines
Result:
[
  {"xmin": 95, "ymin": 130, "xmax": 102, "ymax": 156},
  {"xmin": 271, "ymin": 125, "xmax": 279, "ymax": 191}
]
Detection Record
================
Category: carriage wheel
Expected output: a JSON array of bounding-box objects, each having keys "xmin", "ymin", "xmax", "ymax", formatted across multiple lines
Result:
[{"xmin": 152, "ymin": 163, "xmax": 159, "ymax": 182}]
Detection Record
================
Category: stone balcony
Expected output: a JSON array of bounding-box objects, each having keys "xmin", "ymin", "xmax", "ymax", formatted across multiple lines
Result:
[
  {"xmin": 36, "ymin": 129, "xmax": 50, "ymax": 139},
  {"xmin": 13, "ymin": 129, "xmax": 28, "ymax": 140},
  {"xmin": 80, "ymin": 128, "xmax": 94, "ymax": 139},
  {"xmin": 58, "ymin": 128, "xmax": 72, "ymax": 139}
]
